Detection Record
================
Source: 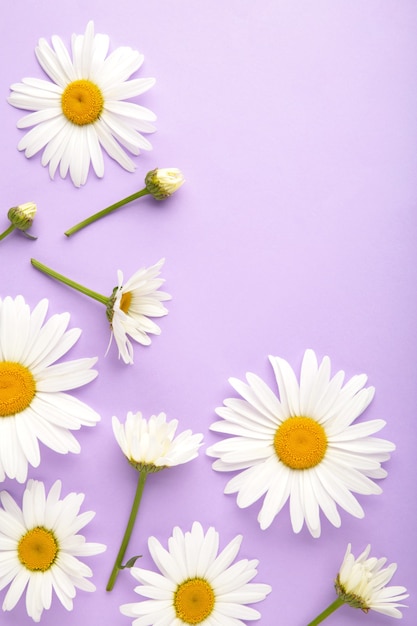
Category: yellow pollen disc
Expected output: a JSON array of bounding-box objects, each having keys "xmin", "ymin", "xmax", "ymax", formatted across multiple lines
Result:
[
  {"xmin": 61, "ymin": 79, "xmax": 104, "ymax": 126},
  {"xmin": 120, "ymin": 291, "xmax": 132, "ymax": 314},
  {"xmin": 274, "ymin": 416, "xmax": 327, "ymax": 469},
  {"xmin": 174, "ymin": 578, "xmax": 215, "ymax": 624},
  {"xmin": 18, "ymin": 527, "xmax": 58, "ymax": 572},
  {"xmin": 0, "ymin": 362, "xmax": 36, "ymax": 417}
]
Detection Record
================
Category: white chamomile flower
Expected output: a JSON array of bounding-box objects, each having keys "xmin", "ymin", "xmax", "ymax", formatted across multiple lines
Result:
[
  {"xmin": 207, "ymin": 349, "xmax": 395, "ymax": 537},
  {"xmin": 31, "ymin": 257, "xmax": 171, "ymax": 366},
  {"xmin": 0, "ymin": 295, "xmax": 99, "ymax": 483},
  {"xmin": 108, "ymin": 258, "xmax": 171, "ymax": 365},
  {"xmin": 120, "ymin": 521, "xmax": 271, "ymax": 625},
  {"xmin": 112, "ymin": 410, "xmax": 204, "ymax": 471},
  {"xmin": 8, "ymin": 21, "xmax": 156, "ymax": 187},
  {"xmin": 107, "ymin": 412, "xmax": 203, "ymax": 591},
  {"xmin": 0, "ymin": 479, "xmax": 106, "ymax": 622},
  {"xmin": 335, "ymin": 544, "xmax": 408, "ymax": 619}
]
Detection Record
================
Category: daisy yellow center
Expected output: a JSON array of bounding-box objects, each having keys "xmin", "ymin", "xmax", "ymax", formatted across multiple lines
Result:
[
  {"xmin": 18, "ymin": 527, "xmax": 58, "ymax": 572},
  {"xmin": 274, "ymin": 416, "xmax": 327, "ymax": 469},
  {"xmin": 61, "ymin": 79, "xmax": 104, "ymax": 126},
  {"xmin": 0, "ymin": 362, "xmax": 36, "ymax": 417},
  {"xmin": 120, "ymin": 291, "xmax": 132, "ymax": 314},
  {"xmin": 174, "ymin": 578, "xmax": 215, "ymax": 624}
]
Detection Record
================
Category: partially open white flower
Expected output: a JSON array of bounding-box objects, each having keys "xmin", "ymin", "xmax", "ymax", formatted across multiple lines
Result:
[
  {"xmin": 207, "ymin": 349, "xmax": 395, "ymax": 537},
  {"xmin": 112, "ymin": 411, "xmax": 203, "ymax": 472},
  {"xmin": 336, "ymin": 544, "xmax": 408, "ymax": 619},
  {"xmin": 108, "ymin": 258, "xmax": 171, "ymax": 365},
  {"xmin": 8, "ymin": 21, "xmax": 156, "ymax": 187},
  {"xmin": 145, "ymin": 167, "xmax": 185, "ymax": 200},
  {"xmin": 120, "ymin": 521, "xmax": 271, "ymax": 625},
  {"xmin": 0, "ymin": 295, "xmax": 99, "ymax": 482},
  {"xmin": 0, "ymin": 479, "xmax": 106, "ymax": 622}
]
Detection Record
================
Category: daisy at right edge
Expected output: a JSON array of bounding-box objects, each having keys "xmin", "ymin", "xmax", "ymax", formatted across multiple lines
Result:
[
  {"xmin": 207, "ymin": 349, "xmax": 395, "ymax": 538},
  {"xmin": 120, "ymin": 521, "xmax": 271, "ymax": 625},
  {"xmin": 307, "ymin": 544, "xmax": 408, "ymax": 624}
]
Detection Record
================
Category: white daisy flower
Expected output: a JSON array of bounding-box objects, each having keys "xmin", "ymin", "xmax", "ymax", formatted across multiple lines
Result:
[
  {"xmin": 8, "ymin": 21, "xmax": 156, "ymax": 187},
  {"xmin": 336, "ymin": 544, "xmax": 409, "ymax": 619},
  {"xmin": 31, "ymin": 257, "xmax": 171, "ymax": 365},
  {"xmin": 0, "ymin": 479, "xmax": 106, "ymax": 622},
  {"xmin": 0, "ymin": 295, "xmax": 99, "ymax": 483},
  {"xmin": 120, "ymin": 521, "xmax": 271, "ymax": 625},
  {"xmin": 108, "ymin": 258, "xmax": 171, "ymax": 365},
  {"xmin": 207, "ymin": 349, "xmax": 395, "ymax": 537},
  {"xmin": 112, "ymin": 411, "xmax": 204, "ymax": 471},
  {"xmin": 107, "ymin": 412, "xmax": 203, "ymax": 591}
]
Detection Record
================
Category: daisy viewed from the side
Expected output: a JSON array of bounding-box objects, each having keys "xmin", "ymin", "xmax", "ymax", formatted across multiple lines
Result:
[
  {"xmin": 107, "ymin": 411, "xmax": 203, "ymax": 591},
  {"xmin": 0, "ymin": 479, "xmax": 106, "ymax": 622},
  {"xmin": 120, "ymin": 521, "xmax": 271, "ymax": 625},
  {"xmin": 8, "ymin": 21, "xmax": 156, "ymax": 187},
  {"xmin": 107, "ymin": 259, "xmax": 171, "ymax": 364},
  {"xmin": 31, "ymin": 258, "xmax": 171, "ymax": 365},
  {"xmin": 0, "ymin": 295, "xmax": 99, "ymax": 483},
  {"xmin": 307, "ymin": 544, "xmax": 408, "ymax": 624},
  {"xmin": 207, "ymin": 349, "xmax": 395, "ymax": 537}
]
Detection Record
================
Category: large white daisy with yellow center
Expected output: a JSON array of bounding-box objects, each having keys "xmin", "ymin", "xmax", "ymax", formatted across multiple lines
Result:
[
  {"xmin": 0, "ymin": 295, "xmax": 99, "ymax": 483},
  {"xmin": 207, "ymin": 349, "xmax": 395, "ymax": 537},
  {"xmin": 120, "ymin": 521, "xmax": 271, "ymax": 625},
  {"xmin": 107, "ymin": 258, "xmax": 171, "ymax": 365},
  {"xmin": 0, "ymin": 479, "xmax": 106, "ymax": 622},
  {"xmin": 8, "ymin": 21, "xmax": 156, "ymax": 187}
]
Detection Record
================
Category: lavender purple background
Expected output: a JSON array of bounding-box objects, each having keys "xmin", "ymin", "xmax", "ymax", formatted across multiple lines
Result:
[{"xmin": 1, "ymin": 1, "xmax": 416, "ymax": 624}]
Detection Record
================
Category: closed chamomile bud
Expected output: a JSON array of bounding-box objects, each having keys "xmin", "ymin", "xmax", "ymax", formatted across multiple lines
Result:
[
  {"xmin": 0, "ymin": 202, "xmax": 37, "ymax": 241},
  {"xmin": 145, "ymin": 168, "xmax": 185, "ymax": 200},
  {"xmin": 8, "ymin": 202, "xmax": 37, "ymax": 232}
]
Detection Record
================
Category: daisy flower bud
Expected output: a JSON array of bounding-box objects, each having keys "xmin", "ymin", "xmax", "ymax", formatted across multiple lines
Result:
[
  {"xmin": 8, "ymin": 201, "xmax": 37, "ymax": 231},
  {"xmin": 64, "ymin": 167, "xmax": 185, "ymax": 236},
  {"xmin": 145, "ymin": 167, "xmax": 185, "ymax": 200},
  {"xmin": 0, "ymin": 202, "xmax": 37, "ymax": 241}
]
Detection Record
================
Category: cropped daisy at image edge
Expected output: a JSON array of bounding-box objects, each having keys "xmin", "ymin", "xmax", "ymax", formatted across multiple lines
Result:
[
  {"xmin": 207, "ymin": 349, "xmax": 395, "ymax": 537},
  {"xmin": 307, "ymin": 543, "xmax": 408, "ymax": 624},
  {"xmin": 8, "ymin": 21, "xmax": 156, "ymax": 187},
  {"xmin": 0, "ymin": 295, "xmax": 99, "ymax": 483},
  {"xmin": 120, "ymin": 521, "xmax": 271, "ymax": 625},
  {"xmin": 0, "ymin": 479, "xmax": 106, "ymax": 622}
]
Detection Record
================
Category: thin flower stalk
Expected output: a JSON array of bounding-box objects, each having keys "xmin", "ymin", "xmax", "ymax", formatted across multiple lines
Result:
[
  {"xmin": 64, "ymin": 167, "xmax": 185, "ymax": 236},
  {"xmin": 64, "ymin": 188, "xmax": 150, "ymax": 236},
  {"xmin": 307, "ymin": 598, "xmax": 345, "ymax": 625},
  {"xmin": 106, "ymin": 470, "xmax": 148, "ymax": 591},
  {"xmin": 31, "ymin": 258, "xmax": 108, "ymax": 304}
]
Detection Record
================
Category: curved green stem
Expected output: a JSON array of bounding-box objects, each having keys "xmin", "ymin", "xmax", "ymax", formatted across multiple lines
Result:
[
  {"xmin": 307, "ymin": 597, "xmax": 345, "ymax": 625},
  {"xmin": 64, "ymin": 188, "xmax": 150, "ymax": 236},
  {"xmin": 106, "ymin": 470, "xmax": 148, "ymax": 591},
  {"xmin": 0, "ymin": 224, "xmax": 15, "ymax": 241},
  {"xmin": 31, "ymin": 258, "xmax": 109, "ymax": 305}
]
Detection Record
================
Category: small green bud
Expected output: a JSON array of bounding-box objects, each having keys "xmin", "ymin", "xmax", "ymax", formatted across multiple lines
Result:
[
  {"xmin": 8, "ymin": 202, "xmax": 37, "ymax": 232},
  {"xmin": 145, "ymin": 168, "xmax": 185, "ymax": 200}
]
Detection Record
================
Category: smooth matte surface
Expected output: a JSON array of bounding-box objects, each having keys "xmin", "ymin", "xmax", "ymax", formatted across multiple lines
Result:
[{"xmin": 0, "ymin": 1, "xmax": 416, "ymax": 624}]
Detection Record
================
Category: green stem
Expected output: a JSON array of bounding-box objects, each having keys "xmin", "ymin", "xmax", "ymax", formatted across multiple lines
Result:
[
  {"xmin": 306, "ymin": 597, "xmax": 345, "ymax": 625},
  {"xmin": 64, "ymin": 188, "xmax": 150, "ymax": 236},
  {"xmin": 31, "ymin": 258, "xmax": 109, "ymax": 305},
  {"xmin": 106, "ymin": 470, "xmax": 148, "ymax": 591},
  {"xmin": 0, "ymin": 224, "xmax": 15, "ymax": 241}
]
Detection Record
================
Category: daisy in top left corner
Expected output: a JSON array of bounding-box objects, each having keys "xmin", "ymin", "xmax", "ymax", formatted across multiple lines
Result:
[
  {"xmin": 8, "ymin": 20, "xmax": 156, "ymax": 187},
  {"xmin": 0, "ymin": 295, "xmax": 99, "ymax": 483}
]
